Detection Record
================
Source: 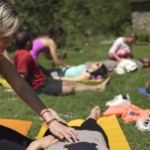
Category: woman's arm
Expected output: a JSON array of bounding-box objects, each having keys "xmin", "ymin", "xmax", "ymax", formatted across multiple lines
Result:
[
  {"xmin": 46, "ymin": 39, "xmax": 70, "ymax": 68},
  {"xmin": 27, "ymin": 135, "xmax": 59, "ymax": 150},
  {"xmin": 109, "ymin": 38, "xmax": 122, "ymax": 61},
  {"xmin": 2, "ymin": 50, "xmax": 12, "ymax": 63},
  {"xmin": 0, "ymin": 54, "xmax": 77, "ymax": 143},
  {"xmin": 0, "ymin": 54, "xmax": 47, "ymax": 115},
  {"xmin": 111, "ymin": 53, "xmax": 122, "ymax": 61},
  {"xmin": 55, "ymin": 72, "xmax": 90, "ymax": 82}
]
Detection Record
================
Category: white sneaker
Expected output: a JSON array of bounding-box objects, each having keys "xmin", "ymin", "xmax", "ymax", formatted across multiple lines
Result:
[
  {"xmin": 136, "ymin": 118, "xmax": 150, "ymax": 131},
  {"xmin": 106, "ymin": 94, "xmax": 131, "ymax": 107}
]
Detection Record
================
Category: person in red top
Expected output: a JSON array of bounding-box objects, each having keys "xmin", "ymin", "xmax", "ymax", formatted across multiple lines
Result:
[
  {"xmin": 14, "ymin": 32, "xmax": 111, "ymax": 96},
  {"xmin": 14, "ymin": 49, "xmax": 45, "ymax": 90},
  {"xmin": 14, "ymin": 32, "xmax": 73, "ymax": 96}
]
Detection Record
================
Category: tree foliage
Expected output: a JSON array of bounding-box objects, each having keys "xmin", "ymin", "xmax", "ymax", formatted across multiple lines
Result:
[{"xmin": 14, "ymin": 0, "xmax": 131, "ymax": 48}]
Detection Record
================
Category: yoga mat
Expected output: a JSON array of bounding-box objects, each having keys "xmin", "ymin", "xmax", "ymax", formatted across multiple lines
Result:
[
  {"xmin": 0, "ymin": 119, "xmax": 32, "ymax": 136},
  {"xmin": 0, "ymin": 78, "xmax": 11, "ymax": 88},
  {"xmin": 138, "ymin": 88, "xmax": 150, "ymax": 97},
  {"xmin": 35, "ymin": 121, "xmax": 48, "ymax": 139},
  {"xmin": 35, "ymin": 115, "xmax": 131, "ymax": 150}
]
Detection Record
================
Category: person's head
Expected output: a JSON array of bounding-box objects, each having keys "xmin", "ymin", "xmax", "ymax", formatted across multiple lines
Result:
[
  {"xmin": 88, "ymin": 63, "xmax": 108, "ymax": 77},
  {"xmin": 125, "ymin": 33, "xmax": 138, "ymax": 44},
  {"xmin": 67, "ymin": 142, "xmax": 98, "ymax": 150},
  {"xmin": 0, "ymin": 0, "xmax": 20, "ymax": 54},
  {"xmin": 140, "ymin": 57, "xmax": 150, "ymax": 68},
  {"xmin": 15, "ymin": 31, "xmax": 32, "ymax": 50},
  {"xmin": 49, "ymin": 26, "xmax": 64, "ymax": 43}
]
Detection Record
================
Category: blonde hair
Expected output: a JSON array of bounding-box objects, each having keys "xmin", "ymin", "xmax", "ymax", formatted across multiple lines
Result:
[{"xmin": 0, "ymin": 0, "xmax": 20, "ymax": 37}]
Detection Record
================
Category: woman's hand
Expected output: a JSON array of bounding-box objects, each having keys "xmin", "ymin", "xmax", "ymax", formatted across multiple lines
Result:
[
  {"xmin": 49, "ymin": 121, "xmax": 78, "ymax": 143},
  {"xmin": 65, "ymin": 65, "xmax": 72, "ymax": 68},
  {"xmin": 27, "ymin": 135, "xmax": 59, "ymax": 150}
]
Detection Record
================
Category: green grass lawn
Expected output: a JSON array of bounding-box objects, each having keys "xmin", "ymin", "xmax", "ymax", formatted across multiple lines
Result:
[{"xmin": 2, "ymin": 44, "xmax": 150, "ymax": 150}]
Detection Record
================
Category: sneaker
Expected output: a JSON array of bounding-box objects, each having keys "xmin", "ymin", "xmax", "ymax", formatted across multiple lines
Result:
[
  {"xmin": 106, "ymin": 94, "xmax": 131, "ymax": 107},
  {"xmin": 136, "ymin": 118, "xmax": 150, "ymax": 131}
]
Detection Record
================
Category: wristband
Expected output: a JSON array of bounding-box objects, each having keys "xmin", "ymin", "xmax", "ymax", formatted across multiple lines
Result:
[
  {"xmin": 40, "ymin": 109, "xmax": 50, "ymax": 118},
  {"xmin": 47, "ymin": 118, "xmax": 57, "ymax": 126}
]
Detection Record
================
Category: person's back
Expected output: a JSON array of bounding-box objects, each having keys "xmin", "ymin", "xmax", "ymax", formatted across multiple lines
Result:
[
  {"xmin": 30, "ymin": 37, "xmax": 49, "ymax": 62},
  {"xmin": 14, "ymin": 49, "xmax": 45, "ymax": 90}
]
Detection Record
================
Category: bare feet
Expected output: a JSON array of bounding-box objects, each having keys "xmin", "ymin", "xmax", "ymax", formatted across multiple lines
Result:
[
  {"xmin": 4, "ymin": 88, "xmax": 14, "ymax": 93},
  {"xmin": 145, "ymin": 80, "xmax": 150, "ymax": 93},
  {"xmin": 86, "ymin": 106, "xmax": 101, "ymax": 120},
  {"xmin": 48, "ymin": 108, "xmax": 67, "ymax": 124},
  {"xmin": 96, "ymin": 77, "xmax": 111, "ymax": 92}
]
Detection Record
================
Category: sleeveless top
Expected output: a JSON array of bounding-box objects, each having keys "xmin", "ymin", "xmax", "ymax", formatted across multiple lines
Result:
[
  {"xmin": 30, "ymin": 38, "xmax": 49, "ymax": 62},
  {"xmin": 58, "ymin": 65, "xmax": 86, "ymax": 77}
]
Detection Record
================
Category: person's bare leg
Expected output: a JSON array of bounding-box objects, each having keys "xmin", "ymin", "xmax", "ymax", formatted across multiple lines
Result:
[
  {"xmin": 145, "ymin": 79, "xmax": 150, "ymax": 93},
  {"xmin": 74, "ymin": 77, "xmax": 111, "ymax": 92},
  {"xmin": 85, "ymin": 106, "xmax": 101, "ymax": 120},
  {"xmin": 60, "ymin": 81, "xmax": 75, "ymax": 95},
  {"xmin": 48, "ymin": 108, "xmax": 67, "ymax": 123}
]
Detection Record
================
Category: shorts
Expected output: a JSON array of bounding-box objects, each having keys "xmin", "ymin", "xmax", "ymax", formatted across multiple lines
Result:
[
  {"xmin": 109, "ymin": 49, "xmax": 131, "ymax": 59},
  {"xmin": 35, "ymin": 77, "xmax": 62, "ymax": 96}
]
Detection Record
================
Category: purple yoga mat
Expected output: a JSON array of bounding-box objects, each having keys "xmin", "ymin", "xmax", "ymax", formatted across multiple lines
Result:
[{"xmin": 138, "ymin": 88, "xmax": 150, "ymax": 97}]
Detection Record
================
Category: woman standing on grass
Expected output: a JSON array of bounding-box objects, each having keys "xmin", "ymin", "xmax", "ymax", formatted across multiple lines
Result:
[{"xmin": 0, "ymin": 0, "xmax": 77, "ymax": 146}]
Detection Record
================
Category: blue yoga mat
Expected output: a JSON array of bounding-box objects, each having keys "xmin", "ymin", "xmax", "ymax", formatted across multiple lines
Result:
[{"xmin": 138, "ymin": 88, "xmax": 150, "ymax": 97}]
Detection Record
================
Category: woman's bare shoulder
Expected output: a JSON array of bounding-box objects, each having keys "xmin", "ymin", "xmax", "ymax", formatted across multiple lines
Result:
[{"xmin": 41, "ymin": 37, "xmax": 55, "ymax": 46}]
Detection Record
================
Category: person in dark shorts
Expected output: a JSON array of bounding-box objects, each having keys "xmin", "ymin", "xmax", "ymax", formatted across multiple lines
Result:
[
  {"xmin": 13, "ymin": 32, "xmax": 111, "ymax": 96},
  {"xmin": 14, "ymin": 32, "xmax": 71, "ymax": 96},
  {"xmin": 0, "ymin": 106, "xmax": 109, "ymax": 150}
]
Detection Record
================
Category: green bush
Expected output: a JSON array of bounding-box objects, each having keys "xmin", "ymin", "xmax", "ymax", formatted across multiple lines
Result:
[
  {"xmin": 136, "ymin": 29, "xmax": 150, "ymax": 42},
  {"xmin": 9, "ymin": 0, "xmax": 132, "ymax": 50}
]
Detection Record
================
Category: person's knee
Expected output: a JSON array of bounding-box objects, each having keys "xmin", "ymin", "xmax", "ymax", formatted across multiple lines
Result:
[
  {"xmin": 63, "ymin": 81, "xmax": 72, "ymax": 85},
  {"xmin": 61, "ymin": 84, "xmax": 75, "ymax": 95}
]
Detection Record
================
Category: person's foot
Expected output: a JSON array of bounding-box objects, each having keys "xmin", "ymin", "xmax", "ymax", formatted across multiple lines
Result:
[
  {"xmin": 48, "ymin": 108, "xmax": 67, "ymax": 123},
  {"xmin": 4, "ymin": 88, "xmax": 14, "ymax": 92},
  {"xmin": 86, "ymin": 106, "xmax": 101, "ymax": 120},
  {"xmin": 145, "ymin": 80, "xmax": 150, "ymax": 93},
  {"xmin": 96, "ymin": 77, "xmax": 111, "ymax": 92}
]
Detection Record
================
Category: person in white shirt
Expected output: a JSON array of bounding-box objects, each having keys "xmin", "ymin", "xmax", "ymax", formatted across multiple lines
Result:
[{"xmin": 108, "ymin": 33, "xmax": 138, "ymax": 61}]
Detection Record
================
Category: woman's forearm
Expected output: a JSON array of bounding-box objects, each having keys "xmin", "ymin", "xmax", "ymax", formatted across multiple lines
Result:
[
  {"xmin": 0, "ymin": 55, "xmax": 54, "ymax": 121},
  {"xmin": 27, "ymin": 136, "xmax": 59, "ymax": 150},
  {"xmin": 112, "ymin": 53, "xmax": 122, "ymax": 61}
]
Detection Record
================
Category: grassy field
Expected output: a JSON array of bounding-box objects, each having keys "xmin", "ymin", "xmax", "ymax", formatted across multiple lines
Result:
[{"xmin": 2, "ymin": 43, "xmax": 150, "ymax": 150}]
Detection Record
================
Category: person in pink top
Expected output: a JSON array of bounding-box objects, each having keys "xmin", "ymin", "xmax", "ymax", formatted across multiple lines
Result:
[
  {"xmin": 108, "ymin": 33, "xmax": 138, "ymax": 61},
  {"xmin": 30, "ymin": 26, "xmax": 70, "ymax": 77}
]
